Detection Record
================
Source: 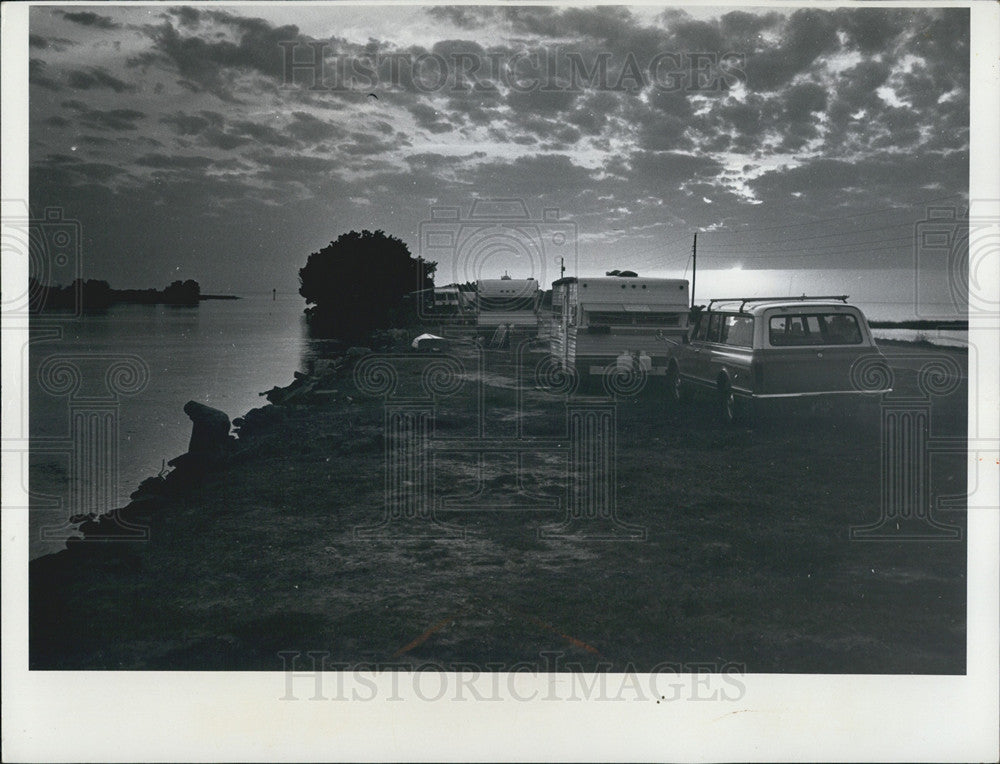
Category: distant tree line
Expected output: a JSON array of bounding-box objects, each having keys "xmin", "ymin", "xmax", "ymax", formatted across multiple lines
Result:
[
  {"xmin": 30, "ymin": 278, "xmax": 201, "ymax": 311},
  {"xmin": 299, "ymin": 230, "xmax": 435, "ymax": 342}
]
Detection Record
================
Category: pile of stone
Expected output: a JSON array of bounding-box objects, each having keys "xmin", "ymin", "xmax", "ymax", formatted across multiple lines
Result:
[{"xmin": 258, "ymin": 346, "xmax": 373, "ymax": 405}]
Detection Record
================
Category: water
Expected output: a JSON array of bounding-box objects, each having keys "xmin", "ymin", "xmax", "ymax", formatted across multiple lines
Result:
[
  {"xmin": 871, "ymin": 328, "xmax": 969, "ymax": 348},
  {"xmin": 27, "ymin": 295, "xmax": 324, "ymax": 559},
  {"xmin": 23, "ymin": 297, "xmax": 968, "ymax": 560}
]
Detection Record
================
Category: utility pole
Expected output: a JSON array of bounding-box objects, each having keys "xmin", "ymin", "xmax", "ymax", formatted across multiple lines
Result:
[{"xmin": 690, "ymin": 232, "xmax": 697, "ymax": 308}]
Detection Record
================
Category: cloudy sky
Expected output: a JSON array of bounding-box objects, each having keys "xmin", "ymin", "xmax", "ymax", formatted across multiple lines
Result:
[{"xmin": 27, "ymin": 4, "xmax": 968, "ymax": 312}]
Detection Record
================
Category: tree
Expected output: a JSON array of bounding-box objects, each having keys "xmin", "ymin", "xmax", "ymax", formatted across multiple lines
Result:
[
  {"xmin": 299, "ymin": 230, "xmax": 435, "ymax": 340},
  {"xmin": 163, "ymin": 279, "xmax": 201, "ymax": 305}
]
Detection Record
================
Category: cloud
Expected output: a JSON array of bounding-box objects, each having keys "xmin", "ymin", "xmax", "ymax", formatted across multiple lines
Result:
[
  {"xmin": 29, "ymin": 59, "xmax": 61, "ymax": 91},
  {"xmin": 136, "ymin": 153, "xmax": 216, "ymax": 169},
  {"xmin": 837, "ymin": 8, "xmax": 908, "ymax": 54},
  {"xmin": 160, "ymin": 110, "xmax": 218, "ymax": 136},
  {"xmin": 168, "ymin": 6, "xmax": 202, "ymax": 29},
  {"xmin": 61, "ymin": 101, "xmax": 146, "ymax": 131},
  {"xmin": 463, "ymin": 153, "xmax": 596, "ymax": 198},
  {"xmin": 26, "ymin": 5, "xmax": 969, "ymax": 287},
  {"xmin": 229, "ymin": 119, "xmax": 297, "ymax": 147},
  {"xmin": 57, "ymin": 11, "xmax": 120, "ymax": 29},
  {"xmin": 146, "ymin": 16, "xmax": 306, "ymax": 99},
  {"xmin": 287, "ymin": 111, "xmax": 344, "ymax": 143},
  {"xmin": 743, "ymin": 9, "xmax": 841, "ymax": 91},
  {"xmin": 67, "ymin": 67, "xmax": 135, "ymax": 93},
  {"xmin": 408, "ymin": 102, "xmax": 454, "ymax": 133},
  {"xmin": 628, "ymin": 150, "xmax": 724, "ymax": 185}
]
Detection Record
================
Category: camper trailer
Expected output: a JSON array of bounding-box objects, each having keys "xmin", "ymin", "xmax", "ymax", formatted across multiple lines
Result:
[
  {"xmin": 550, "ymin": 275, "xmax": 690, "ymax": 377},
  {"xmin": 475, "ymin": 277, "xmax": 542, "ymax": 331}
]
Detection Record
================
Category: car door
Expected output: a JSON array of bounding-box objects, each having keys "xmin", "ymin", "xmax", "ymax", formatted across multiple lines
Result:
[
  {"xmin": 714, "ymin": 313, "xmax": 754, "ymax": 395},
  {"xmin": 683, "ymin": 310, "xmax": 720, "ymax": 389}
]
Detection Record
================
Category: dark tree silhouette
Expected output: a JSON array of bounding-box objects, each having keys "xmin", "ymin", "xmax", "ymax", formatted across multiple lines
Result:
[
  {"xmin": 163, "ymin": 279, "xmax": 201, "ymax": 305},
  {"xmin": 299, "ymin": 230, "xmax": 435, "ymax": 340}
]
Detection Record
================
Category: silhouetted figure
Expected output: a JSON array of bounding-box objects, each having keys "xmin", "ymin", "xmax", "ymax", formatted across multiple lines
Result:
[{"xmin": 183, "ymin": 401, "xmax": 230, "ymax": 457}]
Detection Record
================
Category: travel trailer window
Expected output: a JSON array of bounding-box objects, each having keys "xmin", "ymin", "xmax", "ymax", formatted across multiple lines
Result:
[{"xmin": 587, "ymin": 311, "xmax": 681, "ymax": 327}]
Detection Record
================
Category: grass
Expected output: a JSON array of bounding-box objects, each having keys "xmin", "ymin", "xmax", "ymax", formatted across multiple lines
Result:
[{"xmin": 30, "ymin": 341, "xmax": 968, "ymax": 673}]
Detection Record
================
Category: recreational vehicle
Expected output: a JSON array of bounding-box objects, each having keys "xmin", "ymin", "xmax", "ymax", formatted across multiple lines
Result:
[
  {"xmin": 475, "ymin": 277, "xmax": 542, "ymax": 331},
  {"xmin": 550, "ymin": 275, "xmax": 690, "ymax": 378}
]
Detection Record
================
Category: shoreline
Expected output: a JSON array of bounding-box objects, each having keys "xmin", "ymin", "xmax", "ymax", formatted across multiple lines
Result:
[
  {"xmin": 29, "ymin": 333, "xmax": 969, "ymax": 564},
  {"xmin": 28, "ymin": 335, "xmax": 969, "ymax": 671}
]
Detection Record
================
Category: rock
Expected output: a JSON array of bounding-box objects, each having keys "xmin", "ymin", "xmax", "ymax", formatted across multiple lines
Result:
[
  {"xmin": 130, "ymin": 475, "xmax": 167, "ymax": 500},
  {"xmin": 183, "ymin": 401, "xmax": 231, "ymax": 455},
  {"xmin": 164, "ymin": 453, "xmax": 208, "ymax": 487},
  {"xmin": 311, "ymin": 358, "xmax": 341, "ymax": 376}
]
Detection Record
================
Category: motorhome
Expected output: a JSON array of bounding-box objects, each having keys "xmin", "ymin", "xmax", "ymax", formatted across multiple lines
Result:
[
  {"xmin": 549, "ymin": 274, "xmax": 690, "ymax": 378},
  {"xmin": 475, "ymin": 277, "xmax": 542, "ymax": 331}
]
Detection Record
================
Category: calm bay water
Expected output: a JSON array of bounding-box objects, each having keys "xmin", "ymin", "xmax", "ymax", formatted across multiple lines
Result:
[
  {"xmin": 870, "ymin": 328, "xmax": 969, "ymax": 348},
  {"xmin": 26, "ymin": 297, "xmax": 969, "ymax": 560},
  {"xmin": 28, "ymin": 295, "xmax": 324, "ymax": 559}
]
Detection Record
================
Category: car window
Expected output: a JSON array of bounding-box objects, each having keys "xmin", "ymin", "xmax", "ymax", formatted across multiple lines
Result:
[
  {"xmin": 706, "ymin": 313, "xmax": 724, "ymax": 343},
  {"xmin": 723, "ymin": 315, "xmax": 754, "ymax": 347},
  {"xmin": 821, "ymin": 314, "xmax": 862, "ymax": 344},
  {"xmin": 694, "ymin": 312, "xmax": 710, "ymax": 341},
  {"xmin": 769, "ymin": 313, "xmax": 863, "ymax": 346}
]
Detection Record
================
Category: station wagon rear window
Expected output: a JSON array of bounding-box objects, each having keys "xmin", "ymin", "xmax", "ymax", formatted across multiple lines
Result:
[{"xmin": 768, "ymin": 313, "xmax": 862, "ymax": 346}]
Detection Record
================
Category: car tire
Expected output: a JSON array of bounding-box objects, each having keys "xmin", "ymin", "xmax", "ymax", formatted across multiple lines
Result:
[
  {"xmin": 719, "ymin": 383, "xmax": 737, "ymax": 426},
  {"xmin": 665, "ymin": 364, "xmax": 683, "ymax": 405}
]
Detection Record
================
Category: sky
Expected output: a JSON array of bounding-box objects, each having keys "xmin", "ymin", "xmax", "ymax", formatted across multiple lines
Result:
[{"xmin": 26, "ymin": 4, "xmax": 969, "ymax": 316}]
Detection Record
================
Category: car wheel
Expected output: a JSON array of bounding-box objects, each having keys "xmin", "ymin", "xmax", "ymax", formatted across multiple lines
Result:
[
  {"xmin": 719, "ymin": 384, "xmax": 737, "ymax": 426},
  {"xmin": 665, "ymin": 364, "xmax": 682, "ymax": 405}
]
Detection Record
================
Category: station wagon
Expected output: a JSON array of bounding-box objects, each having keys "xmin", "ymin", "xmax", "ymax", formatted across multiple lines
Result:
[{"xmin": 664, "ymin": 296, "xmax": 892, "ymax": 423}]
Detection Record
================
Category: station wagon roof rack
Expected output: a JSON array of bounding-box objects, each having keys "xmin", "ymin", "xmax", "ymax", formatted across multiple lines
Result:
[{"xmin": 707, "ymin": 294, "xmax": 850, "ymax": 313}]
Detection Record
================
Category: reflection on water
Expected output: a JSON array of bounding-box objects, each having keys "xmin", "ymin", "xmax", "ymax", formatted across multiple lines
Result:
[{"xmin": 27, "ymin": 295, "xmax": 337, "ymax": 559}]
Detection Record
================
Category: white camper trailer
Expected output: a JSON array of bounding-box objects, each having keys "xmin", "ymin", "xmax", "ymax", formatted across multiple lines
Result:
[
  {"xmin": 550, "ymin": 275, "xmax": 690, "ymax": 377},
  {"xmin": 475, "ymin": 277, "xmax": 541, "ymax": 331}
]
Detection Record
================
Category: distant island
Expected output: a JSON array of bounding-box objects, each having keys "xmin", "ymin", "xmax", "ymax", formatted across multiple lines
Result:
[{"xmin": 30, "ymin": 278, "xmax": 239, "ymax": 311}]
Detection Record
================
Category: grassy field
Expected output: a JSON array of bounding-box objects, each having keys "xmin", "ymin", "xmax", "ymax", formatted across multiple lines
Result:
[{"xmin": 30, "ymin": 339, "xmax": 967, "ymax": 673}]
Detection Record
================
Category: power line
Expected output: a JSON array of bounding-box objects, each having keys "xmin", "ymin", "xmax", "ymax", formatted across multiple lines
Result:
[
  {"xmin": 699, "ymin": 242, "xmax": 917, "ymax": 260},
  {"xmin": 699, "ymin": 220, "xmax": 918, "ymax": 248},
  {"xmin": 700, "ymin": 192, "xmax": 963, "ymax": 237},
  {"xmin": 699, "ymin": 234, "xmax": 913, "ymax": 256}
]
